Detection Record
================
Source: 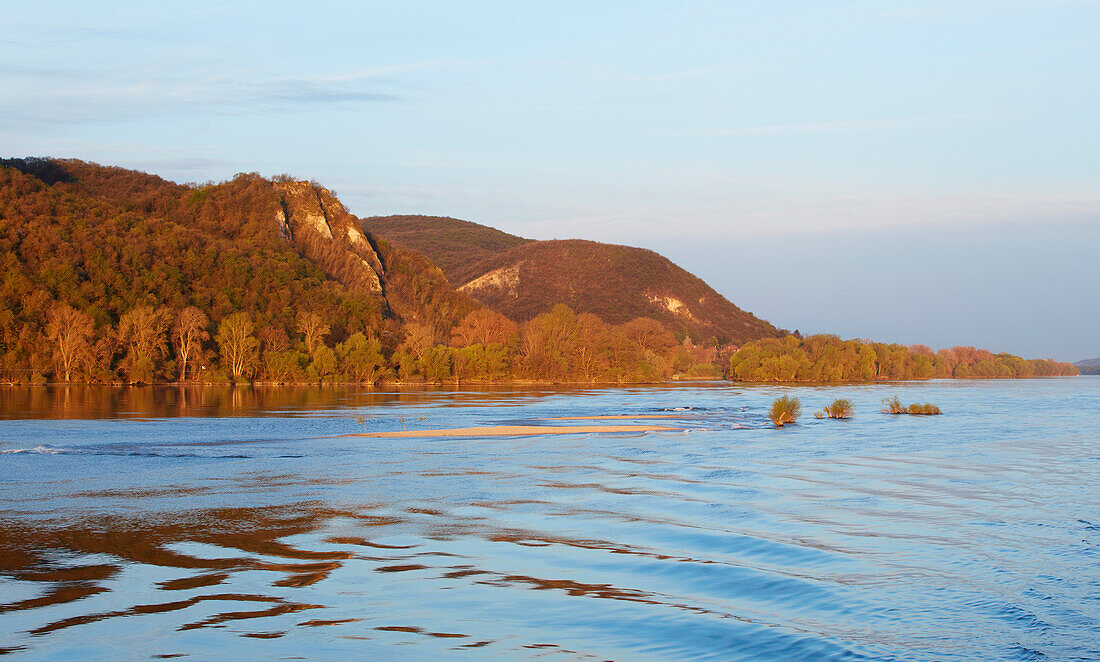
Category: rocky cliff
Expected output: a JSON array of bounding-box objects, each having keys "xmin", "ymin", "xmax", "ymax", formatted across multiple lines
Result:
[{"xmin": 275, "ymin": 180, "xmax": 384, "ymax": 294}]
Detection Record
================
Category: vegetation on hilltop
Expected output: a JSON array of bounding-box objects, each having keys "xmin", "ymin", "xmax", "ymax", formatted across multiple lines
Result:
[
  {"xmin": 361, "ymin": 215, "xmax": 532, "ymax": 283},
  {"xmin": 1, "ymin": 159, "xmax": 386, "ymax": 382}
]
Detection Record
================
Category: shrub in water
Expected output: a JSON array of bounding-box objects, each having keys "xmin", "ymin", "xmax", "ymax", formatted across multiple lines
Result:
[
  {"xmin": 882, "ymin": 396, "xmax": 906, "ymax": 415},
  {"xmin": 769, "ymin": 396, "xmax": 801, "ymax": 427},
  {"xmin": 815, "ymin": 398, "xmax": 854, "ymax": 419},
  {"xmin": 908, "ymin": 403, "xmax": 942, "ymax": 415}
]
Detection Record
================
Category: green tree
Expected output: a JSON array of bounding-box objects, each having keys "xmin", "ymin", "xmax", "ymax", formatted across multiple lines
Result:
[
  {"xmin": 308, "ymin": 344, "xmax": 338, "ymax": 383},
  {"xmin": 264, "ymin": 348, "xmax": 305, "ymax": 383},
  {"xmin": 419, "ymin": 345, "xmax": 453, "ymax": 382},
  {"xmin": 336, "ymin": 332, "xmax": 384, "ymax": 382},
  {"xmin": 520, "ymin": 304, "xmax": 579, "ymax": 381}
]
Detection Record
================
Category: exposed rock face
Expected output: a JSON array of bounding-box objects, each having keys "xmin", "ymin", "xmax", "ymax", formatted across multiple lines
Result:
[
  {"xmin": 274, "ymin": 180, "xmax": 383, "ymax": 293},
  {"xmin": 459, "ymin": 264, "xmax": 521, "ymax": 300},
  {"xmin": 646, "ymin": 294, "xmax": 696, "ymax": 321}
]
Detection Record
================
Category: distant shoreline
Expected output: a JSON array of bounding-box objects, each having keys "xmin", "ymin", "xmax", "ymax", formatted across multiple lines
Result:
[{"xmin": 0, "ymin": 375, "xmax": 1083, "ymax": 388}]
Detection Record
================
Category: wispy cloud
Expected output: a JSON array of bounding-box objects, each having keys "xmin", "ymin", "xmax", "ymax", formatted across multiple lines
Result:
[
  {"xmin": 0, "ymin": 69, "xmax": 402, "ymax": 126},
  {"xmin": 665, "ymin": 114, "xmax": 978, "ymax": 138},
  {"xmin": 235, "ymin": 78, "xmax": 397, "ymax": 107},
  {"xmin": 61, "ymin": 26, "xmax": 169, "ymax": 42},
  {"xmin": 433, "ymin": 185, "xmax": 1100, "ymax": 246}
]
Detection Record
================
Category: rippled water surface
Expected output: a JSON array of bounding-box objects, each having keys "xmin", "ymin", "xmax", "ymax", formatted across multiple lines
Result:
[{"xmin": 1, "ymin": 380, "xmax": 1099, "ymax": 660}]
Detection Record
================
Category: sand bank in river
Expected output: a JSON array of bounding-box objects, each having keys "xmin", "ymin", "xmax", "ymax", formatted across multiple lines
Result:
[
  {"xmin": 537, "ymin": 414, "xmax": 683, "ymax": 420},
  {"xmin": 348, "ymin": 424, "xmax": 683, "ymax": 438}
]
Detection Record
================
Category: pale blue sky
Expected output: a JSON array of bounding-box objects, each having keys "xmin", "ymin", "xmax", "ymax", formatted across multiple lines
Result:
[{"xmin": 3, "ymin": 1, "xmax": 1097, "ymax": 360}]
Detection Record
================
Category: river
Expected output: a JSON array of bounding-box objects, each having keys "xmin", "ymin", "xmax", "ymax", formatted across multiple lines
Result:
[{"xmin": 1, "ymin": 379, "xmax": 1098, "ymax": 660}]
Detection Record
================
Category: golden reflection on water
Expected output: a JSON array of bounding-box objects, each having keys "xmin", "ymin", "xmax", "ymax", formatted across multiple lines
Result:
[
  {"xmin": 0, "ymin": 504, "xmax": 353, "ymax": 637},
  {"xmin": 0, "ymin": 384, "xmax": 624, "ymax": 420}
]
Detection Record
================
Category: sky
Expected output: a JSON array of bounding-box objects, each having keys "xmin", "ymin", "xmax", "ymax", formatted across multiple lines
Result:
[{"xmin": 2, "ymin": 0, "xmax": 1097, "ymax": 360}]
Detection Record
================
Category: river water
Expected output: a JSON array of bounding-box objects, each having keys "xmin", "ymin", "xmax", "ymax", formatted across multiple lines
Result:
[{"xmin": 1, "ymin": 379, "xmax": 1098, "ymax": 660}]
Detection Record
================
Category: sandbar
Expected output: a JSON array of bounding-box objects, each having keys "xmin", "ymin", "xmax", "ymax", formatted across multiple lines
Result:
[
  {"xmin": 537, "ymin": 414, "xmax": 683, "ymax": 420},
  {"xmin": 347, "ymin": 424, "xmax": 682, "ymax": 438}
]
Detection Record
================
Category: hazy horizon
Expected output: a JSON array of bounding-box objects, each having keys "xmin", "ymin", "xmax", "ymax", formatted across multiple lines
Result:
[{"xmin": 3, "ymin": 1, "xmax": 1097, "ymax": 361}]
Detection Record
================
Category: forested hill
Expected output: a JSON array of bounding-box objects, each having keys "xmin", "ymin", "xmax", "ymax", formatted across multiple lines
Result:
[
  {"xmin": 0, "ymin": 158, "xmax": 736, "ymax": 385},
  {"xmin": 0, "ymin": 158, "xmax": 480, "ymax": 382},
  {"xmin": 0, "ymin": 158, "xmax": 1076, "ymax": 385},
  {"xmin": 363, "ymin": 216, "xmax": 782, "ymax": 345},
  {"xmin": 0, "ymin": 157, "xmax": 475, "ymax": 333}
]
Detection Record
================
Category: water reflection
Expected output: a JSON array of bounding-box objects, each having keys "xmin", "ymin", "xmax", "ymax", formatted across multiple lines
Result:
[
  {"xmin": 0, "ymin": 384, "xmax": 655, "ymax": 420},
  {"xmin": 0, "ymin": 505, "xmax": 351, "ymax": 636}
]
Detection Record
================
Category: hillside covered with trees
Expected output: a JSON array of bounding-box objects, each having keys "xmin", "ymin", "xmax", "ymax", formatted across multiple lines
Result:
[
  {"xmin": 0, "ymin": 159, "xmax": 724, "ymax": 384},
  {"xmin": 0, "ymin": 158, "xmax": 1077, "ymax": 385},
  {"xmin": 362, "ymin": 216, "xmax": 782, "ymax": 345}
]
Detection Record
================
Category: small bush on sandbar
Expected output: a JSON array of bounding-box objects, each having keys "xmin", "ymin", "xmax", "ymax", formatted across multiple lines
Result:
[
  {"xmin": 815, "ymin": 398, "xmax": 854, "ymax": 419},
  {"xmin": 907, "ymin": 403, "xmax": 942, "ymax": 415},
  {"xmin": 769, "ymin": 396, "xmax": 801, "ymax": 427},
  {"xmin": 882, "ymin": 396, "xmax": 906, "ymax": 415}
]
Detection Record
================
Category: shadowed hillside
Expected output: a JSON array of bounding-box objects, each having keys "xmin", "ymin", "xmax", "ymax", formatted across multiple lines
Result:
[
  {"xmin": 458, "ymin": 240, "xmax": 780, "ymax": 345},
  {"xmin": 362, "ymin": 215, "xmax": 532, "ymax": 282},
  {"xmin": 363, "ymin": 217, "xmax": 781, "ymax": 345},
  {"xmin": 1075, "ymin": 357, "xmax": 1100, "ymax": 375}
]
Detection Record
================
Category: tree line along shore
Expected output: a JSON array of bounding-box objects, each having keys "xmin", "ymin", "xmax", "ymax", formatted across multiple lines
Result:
[{"xmin": 6, "ymin": 301, "xmax": 1075, "ymax": 386}]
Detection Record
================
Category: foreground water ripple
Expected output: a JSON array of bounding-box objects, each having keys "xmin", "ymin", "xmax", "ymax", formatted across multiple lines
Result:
[{"xmin": 1, "ymin": 379, "xmax": 1099, "ymax": 660}]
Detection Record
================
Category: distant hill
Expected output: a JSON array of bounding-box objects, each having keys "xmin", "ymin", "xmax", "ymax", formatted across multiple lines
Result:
[
  {"xmin": 1075, "ymin": 357, "xmax": 1100, "ymax": 375},
  {"xmin": 362, "ymin": 217, "xmax": 781, "ymax": 345}
]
